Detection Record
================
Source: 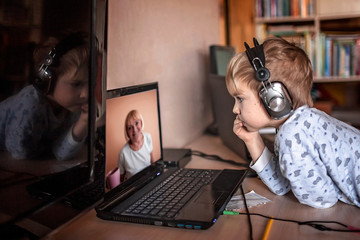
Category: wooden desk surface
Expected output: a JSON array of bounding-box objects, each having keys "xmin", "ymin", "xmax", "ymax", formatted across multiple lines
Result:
[{"xmin": 49, "ymin": 134, "xmax": 360, "ymax": 240}]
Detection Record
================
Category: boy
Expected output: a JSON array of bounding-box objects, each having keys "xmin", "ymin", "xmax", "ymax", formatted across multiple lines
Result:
[
  {"xmin": 0, "ymin": 32, "xmax": 89, "ymax": 161},
  {"xmin": 226, "ymin": 37, "xmax": 360, "ymax": 208}
]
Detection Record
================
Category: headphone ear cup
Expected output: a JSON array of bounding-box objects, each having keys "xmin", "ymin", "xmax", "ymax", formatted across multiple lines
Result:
[
  {"xmin": 34, "ymin": 68, "xmax": 53, "ymax": 94},
  {"xmin": 268, "ymin": 95, "xmax": 286, "ymax": 112},
  {"xmin": 259, "ymin": 82, "xmax": 293, "ymax": 120},
  {"xmin": 255, "ymin": 67, "xmax": 270, "ymax": 82},
  {"xmin": 34, "ymin": 49, "xmax": 56, "ymax": 94},
  {"xmin": 37, "ymin": 67, "xmax": 54, "ymax": 82}
]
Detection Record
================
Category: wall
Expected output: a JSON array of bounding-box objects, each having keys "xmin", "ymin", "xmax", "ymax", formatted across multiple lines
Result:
[{"xmin": 107, "ymin": 0, "xmax": 220, "ymax": 148}]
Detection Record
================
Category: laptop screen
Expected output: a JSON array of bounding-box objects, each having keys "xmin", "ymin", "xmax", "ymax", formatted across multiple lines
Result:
[{"xmin": 105, "ymin": 82, "xmax": 163, "ymax": 188}]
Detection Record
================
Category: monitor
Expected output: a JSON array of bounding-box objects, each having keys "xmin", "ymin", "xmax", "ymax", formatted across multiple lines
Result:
[
  {"xmin": 0, "ymin": 0, "xmax": 107, "ymax": 239},
  {"xmin": 209, "ymin": 45, "xmax": 236, "ymax": 76}
]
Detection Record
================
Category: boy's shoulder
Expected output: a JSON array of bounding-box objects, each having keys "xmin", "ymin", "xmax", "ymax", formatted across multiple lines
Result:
[
  {"xmin": 284, "ymin": 105, "xmax": 326, "ymax": 126},
  {"xmin": 280, "ymin": 105, "xmax": 360, "ymax": 136},
  {"xmin": 278, "ymin": 105, "xmax": 324, "ymax": 137},
  {"xmin": 2, "ymin": 85, "xmax": 48, "ymax": 118},
  {"xmin": 19, "ymin": 85, "xmax": 48, "ymax": 109}
]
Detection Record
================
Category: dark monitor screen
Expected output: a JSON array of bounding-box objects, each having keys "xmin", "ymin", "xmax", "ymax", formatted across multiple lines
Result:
[
  {"xmin": 209, "ymin": 45, "xmax": 236, "ymax": 76},
  {"xmin": 0, "ymin": 0, "xmax": 107, "ymax": 239}
]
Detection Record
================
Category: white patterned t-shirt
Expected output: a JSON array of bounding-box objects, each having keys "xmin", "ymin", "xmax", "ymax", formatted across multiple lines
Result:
[{"xmin": 251, "ymin": 105, "xmax": 360, "ymax": 208}]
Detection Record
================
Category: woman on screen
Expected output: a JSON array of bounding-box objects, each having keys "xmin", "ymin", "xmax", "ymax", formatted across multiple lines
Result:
[{"xmin": 118, "ymin": 109, "xmax": 155, "ymax": 181}]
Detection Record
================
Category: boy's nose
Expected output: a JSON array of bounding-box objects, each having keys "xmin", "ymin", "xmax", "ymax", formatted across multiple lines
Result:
[
  {"xmin": 80, "ymin": 85, "xmax": 89, "ymax": 99},
  {"xmin": 232, "ymin": 102, "xmax": 240, "ymax": 115}
]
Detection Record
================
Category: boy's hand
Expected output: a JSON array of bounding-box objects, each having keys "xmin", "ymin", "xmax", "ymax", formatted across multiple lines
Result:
[
  {"xmin": 79, "ymin": 104, "xmax": 89, "ymax": 124},
  {"xmin": 233, "ymin": 116, "xmax": 265, "ymax": 162},
  {"xmin": 72, "ymin": 104, "xmax": 89, "ymax": 142},
  {"xmin": 233, "ymin": 116, "xmax": 257, "ymax": 143}
]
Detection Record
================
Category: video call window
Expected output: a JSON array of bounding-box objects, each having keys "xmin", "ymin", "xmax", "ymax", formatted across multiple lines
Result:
[{"xmin": 106, "ymin": 84, "xmax": 162, "ymax": 186}]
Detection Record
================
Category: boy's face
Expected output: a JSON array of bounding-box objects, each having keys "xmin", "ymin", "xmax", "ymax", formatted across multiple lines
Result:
[
  {"xmin": 50, "ymin": 64, "xmax": 89, "ymax": 112},
  {"xmin": 232, "ymin": 81, "xmax": 271, "ymax": 132}
]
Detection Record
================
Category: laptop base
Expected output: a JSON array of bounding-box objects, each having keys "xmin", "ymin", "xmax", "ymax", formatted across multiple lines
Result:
[{"xmin": 163, "ymin": 148, "xmax": 191, "ymax": 168}]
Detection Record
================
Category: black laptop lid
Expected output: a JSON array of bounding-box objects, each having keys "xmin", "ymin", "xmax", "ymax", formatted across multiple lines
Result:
[{"xmin": 105, "ymin": 82, "xmax": 163, "ymax": 188}]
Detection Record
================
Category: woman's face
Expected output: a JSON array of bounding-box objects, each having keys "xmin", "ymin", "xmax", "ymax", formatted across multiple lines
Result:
[
  {"xmin": 50, "ymin": 64, "xmax": 89, "ymax": 112},
  {"xmin": 126, "ymin": 117, "xmax": 143, "ymax": 143}
]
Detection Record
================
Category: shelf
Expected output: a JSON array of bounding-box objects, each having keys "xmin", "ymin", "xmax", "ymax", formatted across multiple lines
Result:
[
  {"xmin": 256, "ymin": 15, "xmax": 360, "ymax": 24},
  {"xmin": 314, "ymin": 76, "xmax": 360, "ymax": 83},
  {"xmin": 255, "ymin": 16, "xmax": 316, "ymax": 24},
  {"xmin": 318, "ymin": 14, "xmax": 360, "ymax": 21}
]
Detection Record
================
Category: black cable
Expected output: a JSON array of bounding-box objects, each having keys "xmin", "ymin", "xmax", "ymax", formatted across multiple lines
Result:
[
  {"xmin": 240, "ymin": 185, "xmax": 253, "ymax": 240},
  {"xmin": 190, "ymin": 150, "xmax": 250, "ymax": 168},
  {"xmin": 235, "ymin": 212, "xmax": 360, "ymax": 233}
]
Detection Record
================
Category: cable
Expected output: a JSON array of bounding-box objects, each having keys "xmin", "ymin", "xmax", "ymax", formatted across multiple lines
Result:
[
  {"xmin": 240, "ymin": 185, "xmax": 253, "ymax": 240},
  {"xmin": 190, "ymin": 150, "xmax": 250, "ymax": 168},
  {"xmin": 234, "ymin": 212, "xmax": 360, "ymax": 233}
]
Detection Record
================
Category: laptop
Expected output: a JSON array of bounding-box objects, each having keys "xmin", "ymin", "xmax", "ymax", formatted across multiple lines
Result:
[{"xmin": 95, "ymin": 82, "xmax": 248, "ymax": 230}]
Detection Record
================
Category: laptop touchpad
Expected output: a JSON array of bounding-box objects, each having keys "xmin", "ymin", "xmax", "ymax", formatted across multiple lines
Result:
[{"xmin": 195, "ymin": 190, "xmax": 224, "ymax": 205}]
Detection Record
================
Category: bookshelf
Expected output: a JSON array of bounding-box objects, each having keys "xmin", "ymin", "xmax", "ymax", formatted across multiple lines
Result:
[
  {"xmin": 254, "ymin": 0, "xmax": 360, "ymax": 126},
  {"xmin": 255, "ymin": 0, "xmax": 360, "ymax": 82}
]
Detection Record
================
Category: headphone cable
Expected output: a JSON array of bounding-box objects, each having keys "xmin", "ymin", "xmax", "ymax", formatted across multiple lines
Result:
[
  {"xmin": 234, "ymin": 212, "xmax": 360, "ymax": 233},
  {"xmin": 190, "ymin": 150, "xmax": 250, "ymax": 168},
  {"xmin": 240, "ymin": 184, "xmax": 253, "ymax": 240}
]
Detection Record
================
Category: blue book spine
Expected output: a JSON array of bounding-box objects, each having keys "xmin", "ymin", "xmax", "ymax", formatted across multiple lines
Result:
[{"xmin": 325, "ymin": 37, "xmax": 331, "ymax": 77}]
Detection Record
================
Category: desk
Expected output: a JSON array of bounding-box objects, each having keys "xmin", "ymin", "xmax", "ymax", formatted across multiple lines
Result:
[{"xmin": 50, "ymin": 134, "xmax": 360, "ymax": 240}]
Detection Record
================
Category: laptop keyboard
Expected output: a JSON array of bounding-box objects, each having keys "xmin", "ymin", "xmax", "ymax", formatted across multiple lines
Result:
[{"xmin": 124, "ymin": 168, "xmax": 218, "ymax": 218}]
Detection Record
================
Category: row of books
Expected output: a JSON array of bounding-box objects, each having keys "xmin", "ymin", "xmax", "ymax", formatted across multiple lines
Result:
[
  {"xmin": 255, "ymin": 0, "xmax": 315, "ymax": 18},
  {"xmin": 319, "ymin": 34, "xmax": 360, "ymax": 78},
  {"xmin": 261, "ymin": 24, "xmax": 316, "ymax": 72},
  {"xmin": 257, "ymin": 24, "xmax": 360, "ymax": 78}
]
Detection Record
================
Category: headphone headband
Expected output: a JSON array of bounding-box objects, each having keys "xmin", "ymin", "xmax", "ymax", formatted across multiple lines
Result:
[
  {"xmin": 244, "ymin": 38, "xmax": 293, "ymax": 119},
  {"xmin": 244, "ymin": 38, "xmax": 266, "ymax": 72},
  {"xmin": 244, "ymin": 38, "xmax": 270, "ymax": 82}
]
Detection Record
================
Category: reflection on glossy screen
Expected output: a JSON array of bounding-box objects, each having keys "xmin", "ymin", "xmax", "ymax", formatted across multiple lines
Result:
[
  {"xmin": 106, "ymin": 84, "xmax": 162, "ymax": 189},
  {"xmin": 0, "ymin": 32, "xmax": 90, "ymax": 175},
  {"xmin": 0, "ymin": 0, "xmax": 107, "ymax": 238}
]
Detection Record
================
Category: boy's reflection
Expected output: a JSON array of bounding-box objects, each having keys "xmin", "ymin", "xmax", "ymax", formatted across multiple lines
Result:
[
  {"xmin": 0, "ymin": 32, "xmax": 89, "ymax": 161},
  {"xmin": 118, "ymin": 110, "xmax": 155, "ymax": 181}
]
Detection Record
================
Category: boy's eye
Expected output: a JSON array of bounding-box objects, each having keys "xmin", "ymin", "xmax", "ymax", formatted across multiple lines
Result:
[
  {"xmin": 72, "ymin": 82, "xmax": 83, "ymax": 87},
  {"xmin": 236, "ymin": 96, "xmax": 244, "ymax": 102}
]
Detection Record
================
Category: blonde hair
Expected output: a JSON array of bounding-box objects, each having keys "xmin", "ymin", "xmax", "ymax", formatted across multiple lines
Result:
[
  {"xmin": 124, "ymin": 110, "xmax": 144, "ymax": 142},
  {"xmin": 226, "ymin": 37, "xmax": 313, "ymax": 109}
]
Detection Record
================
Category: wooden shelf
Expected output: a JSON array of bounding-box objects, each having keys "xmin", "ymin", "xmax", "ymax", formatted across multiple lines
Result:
[
  {"xmin": 318, "ymin": 13, "xmax": 360, "ymax": 21},
  {"xmin": 255, "ymin": 16, "xmax": 315, "ymax": 24},
  {"xmin": 314, "ymin": 76, "xmax": 360, "ymax": 83}
]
